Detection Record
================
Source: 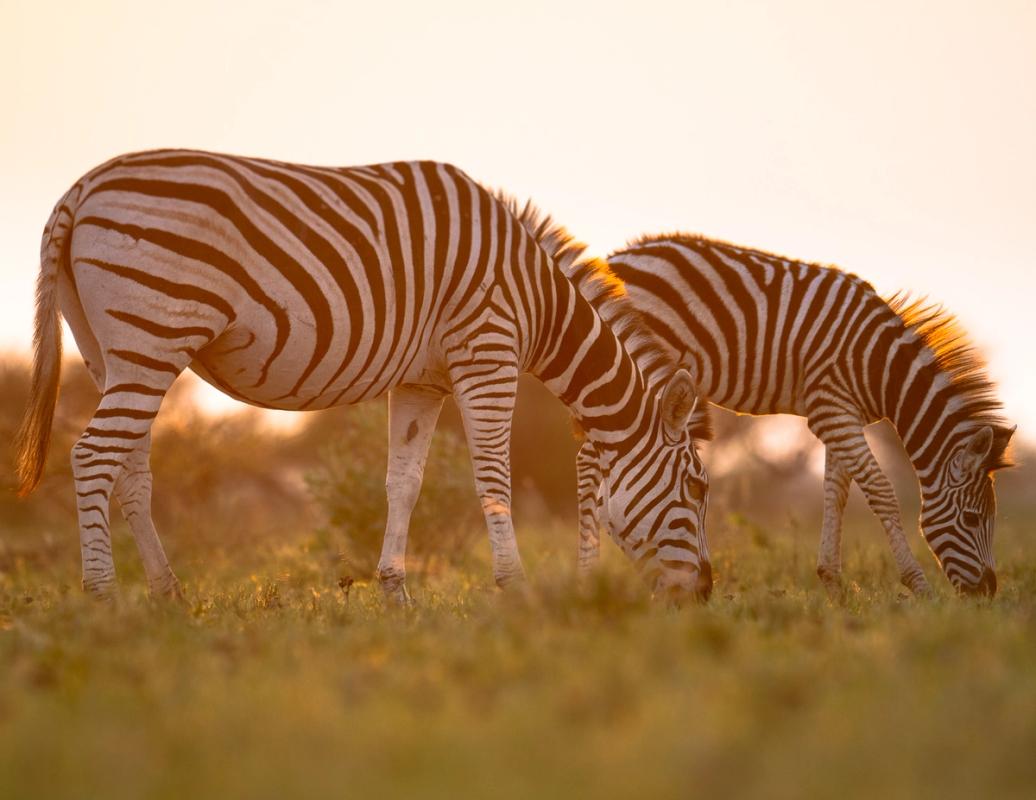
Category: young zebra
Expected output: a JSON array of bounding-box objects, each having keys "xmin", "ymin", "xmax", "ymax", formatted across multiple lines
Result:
[
  {"xmin": 571, "ymin": 233, "xmax": 1014, "ymax": 597},
  {"xmin": 16, "ymin": 151, "xmax": 713, "ymax": 603}
]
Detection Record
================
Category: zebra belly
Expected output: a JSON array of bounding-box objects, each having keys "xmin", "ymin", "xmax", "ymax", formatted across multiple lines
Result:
[
  {"xmin": 190, "ymin": 325, "xmax": 441, "ymax": 411},
  {"xmin": 675, "ymin": 342, "xmax": 805, "ymax": 417}
]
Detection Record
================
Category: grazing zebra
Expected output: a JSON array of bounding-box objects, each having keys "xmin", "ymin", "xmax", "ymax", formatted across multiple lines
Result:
[
  {"xmin": 570, "ymin": 233, "xmax": 1014, "ymax": 597},
  {"xmin": 16, "ymin": 150, "xmax": 713, "ymax": 603}
]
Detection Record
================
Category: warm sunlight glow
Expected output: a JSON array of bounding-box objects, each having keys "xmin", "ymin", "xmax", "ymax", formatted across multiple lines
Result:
[
  {"xmin": 189, "ymin": 379, "xmax": 304, "ymax": 432},
  {"xmin": 2, "ymin": 0, "xmax": 1033, "ymax": 441}
]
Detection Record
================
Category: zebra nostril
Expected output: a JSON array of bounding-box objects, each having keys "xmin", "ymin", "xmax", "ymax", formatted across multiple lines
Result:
[
  {"xmin": 696, "ymin": 561, "xmax": 713, "ymax": 602},
  {"xmin": 978, "ymin": 568, "xmax": 997, "ymax": 597},
  {"xmin": 960, "ymin": 568, "xmax": 997, "ymax": 598}
]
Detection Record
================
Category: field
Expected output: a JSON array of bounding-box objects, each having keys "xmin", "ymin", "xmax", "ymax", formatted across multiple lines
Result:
[
  {"xmin": 0, "ymin": 363, "xmax": 1033, "ymax": 798},
  {"xmin": 2, "ymin": 513, "xmax": 1035, "ymax": 799}
]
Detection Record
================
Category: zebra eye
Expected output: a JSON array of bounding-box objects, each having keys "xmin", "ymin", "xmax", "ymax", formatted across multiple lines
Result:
[
  {"xmin": 686, "ymin": 480, "xmax": 704, "ymax": 502},
  {"xmin": 962, "ymin": 510, "xmax": 981, "ymax": 528}
]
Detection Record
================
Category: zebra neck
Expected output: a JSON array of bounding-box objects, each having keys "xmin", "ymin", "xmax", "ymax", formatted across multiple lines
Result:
[
  {"xmin": 882, "ymin": 337, "xmax": 962, "ymax": 483},
  {"xmin": 530, "ymin": 286, "xmax": 650, "ymax": 445}
]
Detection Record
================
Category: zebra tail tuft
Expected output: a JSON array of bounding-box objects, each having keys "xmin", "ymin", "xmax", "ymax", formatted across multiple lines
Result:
[{"xmin": 16, "ymin": 196, "xmax": 72, "ymax": 497}]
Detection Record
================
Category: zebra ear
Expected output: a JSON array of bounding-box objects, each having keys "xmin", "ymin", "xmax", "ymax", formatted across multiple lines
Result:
[
  {"xmin": 661, "ymin": 369, "xmax": 699, "ymax": 439},
  {"xmin": 988, "ymin": 424, "xmax": 1017, "ymax": 471},
  {"xmin": 961, "ymin": 426, "xmax": 995, "ymax": 472},
  {"xmin": 688, "ymin": 399, "xmax": 713, "ymax": 442}
]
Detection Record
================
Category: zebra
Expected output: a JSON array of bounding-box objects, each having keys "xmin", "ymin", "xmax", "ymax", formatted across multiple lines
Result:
[
  {"xmin": 15, "ymin": 150, "xmax": 713, "ymax": 603},
  {"xmin": 569, "ymin": 233, "xmax": 1015, "ymax": 597}
]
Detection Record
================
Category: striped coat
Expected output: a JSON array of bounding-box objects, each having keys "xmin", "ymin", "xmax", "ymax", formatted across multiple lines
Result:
[
  {"xmin": 17, "ymin": 151, "xmax": 713, "ymax": 602},
  {"xmin": 572, "ymin": 233, "xmax": 1014, "ymax": 596}
]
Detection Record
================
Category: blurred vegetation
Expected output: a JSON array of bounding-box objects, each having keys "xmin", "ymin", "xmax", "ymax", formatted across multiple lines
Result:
[
  {"xmin": 1, "ymin": 355, "xmax": 1033, "ymax": 798},
  {"xmin": 0, "ymin": 359, "xmax": 584, "ymax": 580},
  {"xmin": 305, "ymin": 401, "xmax": 481, "ymax": 573},
  {"xmin": 0, "ymin": 520, "xmax": 1034, "ymax": 799},
  {"xmin": 0, "ymin": 356, "xmax": 1031, "ymax": 584}
]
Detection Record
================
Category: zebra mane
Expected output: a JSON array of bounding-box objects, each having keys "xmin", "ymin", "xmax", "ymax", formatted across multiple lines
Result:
[
  {"xmin": 620, "ymin": 231, "xmax": 858, "ymax": 278},
  {"xmin": 623, "ymin": 230, "xmax": 745, "ymax": 254},
  {"xmin": 885, "ymin": 293, "xmax": 1014, "ymax": 469},
  {"xmin": 493, "ymin": 192, "xmax": 700, "ymax": 404},
  {"xmin": 491, "ymin": 191, "xmax": 590, "ymax": 273},
  {"xmin": 621, "ymin": 231, "xmax": 1013, "ymax": 461}
]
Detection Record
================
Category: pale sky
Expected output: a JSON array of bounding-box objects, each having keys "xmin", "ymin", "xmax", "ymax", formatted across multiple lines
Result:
[{"xmin": 2, "ymin": 0, "xmax": 1034, "ymax": 438}]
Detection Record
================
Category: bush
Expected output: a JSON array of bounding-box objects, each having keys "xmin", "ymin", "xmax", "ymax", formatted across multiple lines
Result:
[{"xmin": 305, "ymin": 400, "xmax": 482, "ymax": 574}]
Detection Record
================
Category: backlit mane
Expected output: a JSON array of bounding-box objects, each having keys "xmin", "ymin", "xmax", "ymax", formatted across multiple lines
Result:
[
  {"xmin": 885, "ymin": 292, "xmax": 1012, "ymax": 467},
  {"xmin": 619, "ymin": 231, "xmax": 871, "ymax": 283},
  {"xmin": 493, "ymin": 192, "xmax": 681, "ymax": 389},
  {"xmin": 491, "ymin": 191, "xmax": 591, "ymax": 273},
  {"xmin": 624, "ymin": 230, "xmax": 760, "ymax": 254},
  {"xmin": 620, "ymin": 231, "xmax": 1011, "ymax": 466}
]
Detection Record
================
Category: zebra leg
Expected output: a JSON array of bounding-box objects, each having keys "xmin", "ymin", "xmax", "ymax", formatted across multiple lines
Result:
[
  {"xmin": 112, "ymin": 434, "xmax": 183, "ymax": 600},
  {"xmin": 575, "ymin": 440, "xmax": 603, "ymax": 574},
  {"xmin": 816, "ymin": 448, "xmax": 851, "ymax": 597},
  {"xmin": 449, "ymin": 364, "xmax": 525, "ymax": 589},
  {"xmin": 813, "ymin": 424, "xmax": 933, "ymax": 597},
  {"xmin": 376, "ymin": 386, "xmax": 446, "ymax": 604},
  {"xmin": 72, "ymin": 379, "xmax": 178, "ymax": 599}
]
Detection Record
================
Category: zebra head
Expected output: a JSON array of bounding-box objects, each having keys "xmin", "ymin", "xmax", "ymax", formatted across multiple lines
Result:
[
  {"xmin": 920, "ymin": 424, "xmax": 1015, "ymax": 596},
  {"xmin": 596, "ymin": 369, "xmax": 712, "ymax": 604}
]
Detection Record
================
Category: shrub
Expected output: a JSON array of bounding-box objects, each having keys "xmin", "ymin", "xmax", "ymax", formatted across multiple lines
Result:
[{"xmin": 305, "ymin": 400, "xmax": 482, "ymax": 574}]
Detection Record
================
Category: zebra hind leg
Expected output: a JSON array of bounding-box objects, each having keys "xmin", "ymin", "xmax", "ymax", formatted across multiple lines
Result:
[
  {"xmin": 575, "ymin": 439, "xmax": 603, "ymax": 575},
  {"xmin": 816, "ymin": 447, "xmax": 851, "ymax": 599},
  {"xmin": 376, "ymin": 385, "xmax": 446, "ymax": 606},
  {"xmin": 811, "ymin": 419, "xmax": 933, "ymax": 598},
  {"xmin": 113, "ymin": 434, "xmax": 183, "ymax": 600},
  {"xmin": 72, "ymin": 365, "xmax": 188, "ymax": 599}
]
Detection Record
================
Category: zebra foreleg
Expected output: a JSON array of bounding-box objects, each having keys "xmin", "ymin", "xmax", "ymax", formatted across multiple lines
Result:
[
  {"xmin": 812, "ymin": 420, "xmax": 933, "ymax": 597},
  {"xmin": 113, "ymin": 435, "xmax": 183, "ymax": 601},
  {"xmin": 816, "ymin": 448, "xmax": 851, "ymax": 598},
  {"xmin": 575, "ymin": 440, "xmax": 604, "ymax": 574},
  {"xmin": 450, "ymin": 363, "xmax": 526, "ymax": 590},
  {"xmin": 376, "ymin": 386, "xmax": 446, "ymax": 605}
]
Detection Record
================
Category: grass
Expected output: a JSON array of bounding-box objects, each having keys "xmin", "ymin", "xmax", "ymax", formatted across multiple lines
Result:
[{"xmin": 1, "ymin": 515, "xmax": 1034, "ymax": 800}]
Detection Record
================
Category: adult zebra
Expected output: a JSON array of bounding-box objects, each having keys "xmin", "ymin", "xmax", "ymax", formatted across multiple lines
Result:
[
  {"xmin": 570, "ymin": 233, "xmax": 1014, "ymax": 597},
  {"xmin": 16, "ymin": 151, "xmax": 713, "ymax": 603}
]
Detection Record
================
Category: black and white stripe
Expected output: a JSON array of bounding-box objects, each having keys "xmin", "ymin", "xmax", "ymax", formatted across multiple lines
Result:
[
  {"xmin": 17, "ymin": 151, "xmax": 713, "ymax": 602},
  {"xmin": 572, "ymin": 232, "xmax": 1013, "ymax": 596}
]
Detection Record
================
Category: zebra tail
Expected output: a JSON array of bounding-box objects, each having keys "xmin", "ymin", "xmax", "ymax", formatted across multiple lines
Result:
[{"xmin": 16, "ymin": 194, "xmax": 73, "ymax": 496}]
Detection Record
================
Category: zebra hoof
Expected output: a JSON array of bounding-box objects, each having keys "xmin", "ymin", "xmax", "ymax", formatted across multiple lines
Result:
[
  {"xmin": 83, "ymin": 580, "xmax": 119, "ymax": 603},
  {"xmin": 816, "ymin": 567, "xmax": 844, "ymax": 600},
  {"xmin": 385, "ymin": 586, "xmax": 415, "ymax": 610},
  {"xmin": 150, "ymin": 576, "xmax": 186, "ymax": 604},
  {"xmin": 494, "ymin": 570, "xmax": 529, "ymax": 591},
  {"xmin": 495, "ymin": 574, "xmax": 534, "ymax": 608},
  {"xmin": 901, "ymin": 571, "xmax": 934, "ymax": 599},
  {"xmin": 377, "ymin": 571, "xmax": 414, "ymax": 608}
]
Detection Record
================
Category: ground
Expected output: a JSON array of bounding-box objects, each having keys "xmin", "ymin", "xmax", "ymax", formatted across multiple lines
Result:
[{"xmin": 1, "ymin": 517, "xmax": 1034, "ymax": 800}]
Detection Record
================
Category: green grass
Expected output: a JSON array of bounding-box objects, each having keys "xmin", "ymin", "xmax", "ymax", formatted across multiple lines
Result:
[{"xmin": 1, "ymin": 519, "xmax": 1034, "ymax": 800}]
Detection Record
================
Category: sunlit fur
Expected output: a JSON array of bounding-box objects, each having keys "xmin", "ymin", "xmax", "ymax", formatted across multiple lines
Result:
[
  {"xmin": 17, "ymin": 151, "xmax": 713, "ymax": 602},
  {"xmin": 886, "ymin": 295, "xmax": 1014, "ymax": 591},
  {"xmin": 574, "ymin": 231, "xmax": 1014, "ymax": 596},
  {"xmin": 502, "ymin": 200, "xmax": 713, "ymax": 599}
]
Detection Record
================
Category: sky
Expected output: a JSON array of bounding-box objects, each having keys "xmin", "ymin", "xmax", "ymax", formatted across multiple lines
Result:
[{"xmin": 2, "ymin": 0, "xmax": 1034, "ymax": 439}]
